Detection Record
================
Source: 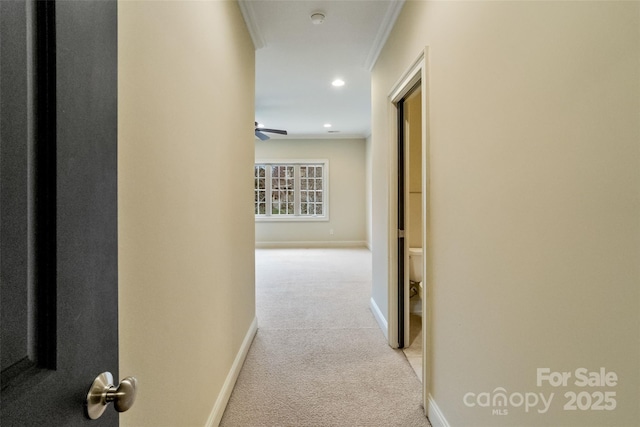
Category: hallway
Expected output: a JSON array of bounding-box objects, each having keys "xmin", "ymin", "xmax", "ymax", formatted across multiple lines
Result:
[{"xmin": 220, "ymin": 248, "xmax": 430, "ymax": 426}]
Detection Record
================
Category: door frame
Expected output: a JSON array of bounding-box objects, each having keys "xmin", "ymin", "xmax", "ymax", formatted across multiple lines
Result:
[{"xmin": 386, "ymin": 48, "xmax": 431, "ymax": 414}]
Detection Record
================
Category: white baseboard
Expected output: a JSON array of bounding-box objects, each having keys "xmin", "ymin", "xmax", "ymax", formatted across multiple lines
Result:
[
  {"xmin": 427, "ymin": 394, "xmax": 450, "ymax": 427},
  {"xmin": 369, "ymin": 297, "xmax": 389, "ymax": 340},
  {"xmin": 255, "ymin": 241, "xmax": 367, "ymax": 249},
  {"xmin": 206, "ymin": 316, "xmax": 258, "ymax": 427}
]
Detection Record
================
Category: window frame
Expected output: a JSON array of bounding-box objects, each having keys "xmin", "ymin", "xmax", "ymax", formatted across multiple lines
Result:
[{"xmin": 255, "ymin": 159, "xmax": 329, "ymax": 222}]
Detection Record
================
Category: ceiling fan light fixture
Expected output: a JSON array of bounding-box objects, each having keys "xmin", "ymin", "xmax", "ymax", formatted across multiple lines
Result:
[{"xmin": 310, "ymin": 12, "xmax": 325, "ymax": 25}]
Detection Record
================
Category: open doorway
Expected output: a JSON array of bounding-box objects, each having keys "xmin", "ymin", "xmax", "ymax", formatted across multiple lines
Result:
[
  {"xmin": 395, "ymin": 82, "xmax": 421, "ymax": 350},
  {"xmin": 399, "ymin": 86, "xmax": 423, "ymax": 380},
  {"xmin": 388, "ymin": 49, "xmax": 429, "ymax": 414}
]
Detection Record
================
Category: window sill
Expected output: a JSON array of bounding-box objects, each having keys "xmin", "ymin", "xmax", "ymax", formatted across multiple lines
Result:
[{"xmin": 255, "ymin": 216, "xmax": 329, "ymax": 223}]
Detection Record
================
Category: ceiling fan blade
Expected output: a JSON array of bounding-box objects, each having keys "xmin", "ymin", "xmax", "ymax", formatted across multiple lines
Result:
[
  {"xmin": 254, "ymin": 121, "xmax": 287, "ymax": 140},
  {"xmin": 255, "ymin": 130, "xmax": 270, "ymax": 141},
  {"xmin": 260, "ymin": 128, "xmax": 288, "ymax": 135}
]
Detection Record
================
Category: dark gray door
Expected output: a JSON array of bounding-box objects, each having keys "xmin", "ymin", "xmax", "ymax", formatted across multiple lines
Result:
[
  {"xmin": 1, "ymin": 0, "xmax": 119, "ymax": 425},
  {"xmin": 397, "ymin": 98, "xmax": 406, "ymax": 349}
]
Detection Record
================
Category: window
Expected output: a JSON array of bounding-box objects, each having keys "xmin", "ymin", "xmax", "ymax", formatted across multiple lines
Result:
[{"xmin": 255, "ymin": 160, "xmax": 328, "ymax": 221}]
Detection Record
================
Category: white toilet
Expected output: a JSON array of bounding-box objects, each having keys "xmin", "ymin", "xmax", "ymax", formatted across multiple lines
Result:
[{"xmin": 408, "ymin": 247, "xmax": 423, "ymax": 315}]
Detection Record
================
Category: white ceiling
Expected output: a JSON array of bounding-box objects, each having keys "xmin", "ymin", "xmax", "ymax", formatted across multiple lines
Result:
[{"xmin": 239, "ymin": 0, "xmax": 404, "ymax": 139}]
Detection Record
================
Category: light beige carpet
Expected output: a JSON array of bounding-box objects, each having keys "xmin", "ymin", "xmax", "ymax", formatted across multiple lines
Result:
[{"xmin": 220, "ymin": 248, "xmax": 431, "ymax": 427}]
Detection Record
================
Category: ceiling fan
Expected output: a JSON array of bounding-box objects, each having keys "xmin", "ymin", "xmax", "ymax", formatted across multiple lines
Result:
[{"xmin": 255, "ymin": 122, "xmax": 287, "ymax": 141}]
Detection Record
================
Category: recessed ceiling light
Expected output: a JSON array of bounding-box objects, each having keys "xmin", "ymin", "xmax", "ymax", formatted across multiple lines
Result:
[
  {"xmin": 331, "ymin": 79, "xmax": 345, "ymax": 87},
  {"xmin": 323, "ymin": 123, "xmax": 332, "ymax": 128}
]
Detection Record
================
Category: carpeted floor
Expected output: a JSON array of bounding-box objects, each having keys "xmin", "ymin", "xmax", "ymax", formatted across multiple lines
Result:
[{"xmin": 220, "ymin": 248, "xmax": 431, "ymax": 427}]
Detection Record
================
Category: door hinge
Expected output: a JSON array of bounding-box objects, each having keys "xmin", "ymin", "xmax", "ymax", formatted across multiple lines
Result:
[{"xmin": 398, "ymin": 229, "xmax": 405, "ymax": 238}]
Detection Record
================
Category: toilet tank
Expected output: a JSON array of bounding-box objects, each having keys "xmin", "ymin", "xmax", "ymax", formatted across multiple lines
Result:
[{"xmin": 408, "ymin": 247, "xmax": 423, "ymax": 283}]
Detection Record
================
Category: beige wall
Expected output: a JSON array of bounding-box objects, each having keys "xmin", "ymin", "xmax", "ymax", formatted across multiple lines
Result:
[
  {"xmin": 255, "ymin": 138, "xmax": 367, "ymax": 246},
  {"xmin": 365, "ymin": 134, "xmax": 373, "ymax": 249},
  {"xmin": 372, "ymin": 1, "xmax": 639, "ymax": 426},
  {"xmin": 118, "ymin": 2, "xmax": 255, "ymax": 426},
  {"xmin": 407, "ymin": 89, "xmax": 423, "ymax": 249}
]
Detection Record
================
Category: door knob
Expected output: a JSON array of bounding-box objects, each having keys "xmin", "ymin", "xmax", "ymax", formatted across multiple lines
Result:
[{"xmin": 85, "ymin": 372, "xmax": 138, "ymax": 420}]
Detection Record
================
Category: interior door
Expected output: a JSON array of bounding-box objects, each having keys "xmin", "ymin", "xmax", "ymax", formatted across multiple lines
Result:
[
  {"xmin": 1, "ymin": 0, "xmax": 119, "ymax": 425},
  {"xmin": 397, "ymin": 98, "xmax": 406, "ymax": 348}
]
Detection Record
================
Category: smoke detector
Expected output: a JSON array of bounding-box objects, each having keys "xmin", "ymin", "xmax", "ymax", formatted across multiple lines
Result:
[{"xmin": 310, "ymin": 12, "xmax": 325, "ymax": 25}]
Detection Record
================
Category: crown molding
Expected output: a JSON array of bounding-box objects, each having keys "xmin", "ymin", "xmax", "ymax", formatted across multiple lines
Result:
[
  {"xmin": 238, "ymin": 0, "xmax": 266, "ymax": 50},
  {"xmin": 363, "ymin": 0, "xmax": 405, "ymax": 71}
]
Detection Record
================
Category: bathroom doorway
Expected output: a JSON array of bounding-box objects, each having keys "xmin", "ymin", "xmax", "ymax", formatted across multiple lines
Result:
[
  {"xmin": 396, "ymin": 83, "xmax": 423, "ymax": 380},
  {"xmin": 400, "ymin": 85, "xmax": 423, "ymax": 380},
  {"xmin": 388, "ymin": 49, "xmax": 429, "ymax": 415}
]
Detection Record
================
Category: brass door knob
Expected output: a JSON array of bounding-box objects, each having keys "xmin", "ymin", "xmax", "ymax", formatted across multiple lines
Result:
[{"xmin": 85, "ymin": 372, "xmax": 138, "ymax": 420}]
